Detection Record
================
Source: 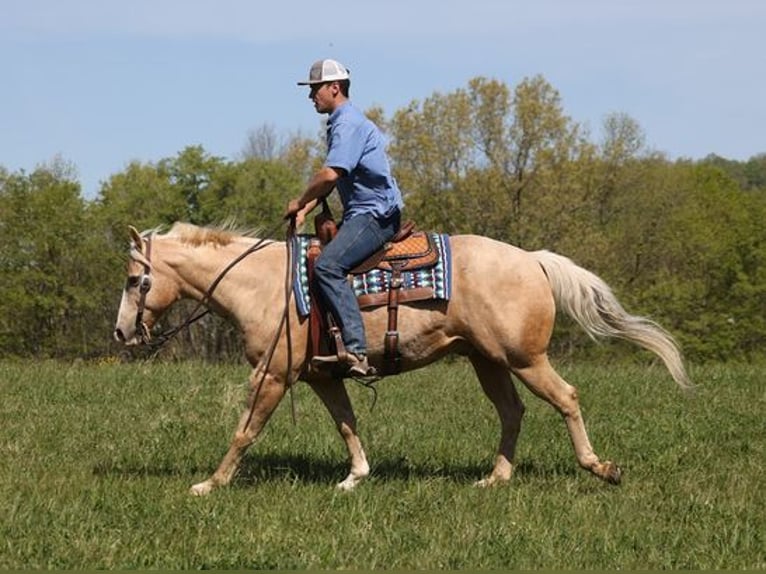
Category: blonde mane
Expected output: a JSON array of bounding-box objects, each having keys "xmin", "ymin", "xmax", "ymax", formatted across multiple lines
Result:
[{"xmin": 164, "ymin": 222, "xmax": 263, "ymax": 247}]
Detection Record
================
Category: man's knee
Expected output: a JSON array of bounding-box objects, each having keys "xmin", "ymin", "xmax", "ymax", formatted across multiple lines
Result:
[{"xmin": 314, "ymin": 255, "xmax": 344, "ymax": 281}]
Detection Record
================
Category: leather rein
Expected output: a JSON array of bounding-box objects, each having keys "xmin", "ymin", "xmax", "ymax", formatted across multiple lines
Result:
[
  {"xmin": 134, "ymin": 225, "xmax": 286, "ymax": 351},
  {"xmin": 131, "ymin": 221, "xmax": 298, "ymax": 426}
]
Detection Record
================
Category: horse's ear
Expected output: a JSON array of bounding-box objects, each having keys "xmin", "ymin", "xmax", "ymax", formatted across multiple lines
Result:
[{"xmin": 129, "ymin": 226, "xmax": 143, "ymax": 252}]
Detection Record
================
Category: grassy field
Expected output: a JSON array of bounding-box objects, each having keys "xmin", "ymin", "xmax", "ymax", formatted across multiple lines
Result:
[{"xmin": 0, "ymin": 358, "xmax": 763, "ymax": 569}]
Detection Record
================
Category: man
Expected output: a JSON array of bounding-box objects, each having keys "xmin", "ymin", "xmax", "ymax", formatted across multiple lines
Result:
[{"xmin": 285, "ymin": 59, "xmax": 403, "ymax": 376}]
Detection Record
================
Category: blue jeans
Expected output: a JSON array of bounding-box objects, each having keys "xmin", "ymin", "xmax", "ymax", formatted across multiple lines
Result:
[{"xmin": 314, "ymin": 210, "xmax": 400, "ymax": 356}]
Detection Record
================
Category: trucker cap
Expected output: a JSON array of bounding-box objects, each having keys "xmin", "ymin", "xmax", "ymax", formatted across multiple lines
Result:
[{"xmin": 297, "ymin": 59, "xmax": 350, "ymax": 85}]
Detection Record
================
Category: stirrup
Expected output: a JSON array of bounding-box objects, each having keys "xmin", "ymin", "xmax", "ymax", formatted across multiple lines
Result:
[
  {"xmin": 311, "ymin": 352, "xmax": 377, "ymax": 377},
  {"xmin": 311, "ymin": 354, "xmax": 341, "ymax": 368}
]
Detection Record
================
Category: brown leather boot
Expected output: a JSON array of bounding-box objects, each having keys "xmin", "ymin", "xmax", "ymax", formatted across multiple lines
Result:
[
  {"xmin": 311, "ymin": 353, "xmax": 376, "ymax": 377},
  {"xmin": 346, "ymin": 353, "xmax": 376, "ymax": 377}
]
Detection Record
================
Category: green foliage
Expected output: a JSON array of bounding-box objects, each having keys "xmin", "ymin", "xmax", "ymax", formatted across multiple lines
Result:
[
  {"xmin": 702, "ymin": 152, "xmax": 766, "ymax": 190},
  {"xmin": 197, "ymin": 157, "xmax": 303, "ymax": 228},
  {"xmin": 94, "ymin": 143, "xmax": 314, "ymax": 234},
  {"xmin": 94, "ymin": 158, "xmax": 182, "ymax": 235},
  {"xmin": 0, "ymin": 137, "xmax": 317, "ymax": 358},
  {"xmin": 1, "ymin": 79, "xmax": 765, "ymax": 361},
  {"xmin": 596, "ymin": 162, "xmax": 764, "ymax": 360},
  {"xmin": 0, "ymin": 163, "xmax": 114, "ymax": 357},
  {"xmin": 382, "ymin": 76, "xmax": 766, "ymax": 361},
  {"xmin": 394, "ymin": 76, "xmax": 590, "ymax": 249}
]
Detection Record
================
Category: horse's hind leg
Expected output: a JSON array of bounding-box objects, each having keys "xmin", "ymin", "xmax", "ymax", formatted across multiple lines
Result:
[
  {"xmin": 470, "ymin": 352, "xmax": 525, "ymax": 487},
  {"xmin": 307, "ymin": 376, "xmax": 369, "ymax": 491},
  {"xmin": 190, "ymin": 370, "xmax": 286, "ymax": 496},
  {"xmin": 512, "ymin": 356, "xmax": 621, "ymax": 484}
]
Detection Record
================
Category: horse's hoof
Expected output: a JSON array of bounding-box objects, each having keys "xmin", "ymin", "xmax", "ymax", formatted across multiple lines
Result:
[
  {"xmin": 474, "ymin": 475, "xmax": 510, "ymax": 488},
  {"xmin": 336, "ymin": 471, "xmax": 368, "ymax": 491},
  {"xmin": 599, "ymin": 461, "xmax": 622, "ymax": 485},
  {"xmin": 189, "ymin": 480, "xmax": 214, "ymax": 496},
  {"xmin": 336, "ymin": 476, "xmax": 361, "ymax": 491},
  {"xmin": 336, "ymin": 481, "xmax": 355, "ymax": 492}
]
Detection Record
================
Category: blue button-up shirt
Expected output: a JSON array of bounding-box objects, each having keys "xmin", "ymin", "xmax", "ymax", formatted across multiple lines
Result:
[{"xmin": 324, "ymin": 102, "xmax": 403, "ymax": 222}]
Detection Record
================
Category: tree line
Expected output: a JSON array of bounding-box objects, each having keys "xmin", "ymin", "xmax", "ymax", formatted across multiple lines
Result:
[{"xmin": 2, "ymin": 75, "xmax": 764, "ymax": 362}]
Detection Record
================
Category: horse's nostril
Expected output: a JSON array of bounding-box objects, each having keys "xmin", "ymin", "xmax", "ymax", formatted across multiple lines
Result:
[{"xmin": 113, "ymin": 328, "xmax": 124, "ymax": 342}]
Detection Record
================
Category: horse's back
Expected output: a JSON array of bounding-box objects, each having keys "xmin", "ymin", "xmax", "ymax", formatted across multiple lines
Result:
[{"xmin": 449, "ymin": 234, "xmax": 549, "ymax": 288}]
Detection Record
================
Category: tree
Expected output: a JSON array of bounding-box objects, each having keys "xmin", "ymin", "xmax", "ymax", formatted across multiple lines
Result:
[
  {"xmin": 597, "ymin": 161, "xmax": 763, "ymax": 359},
  {"xmin": 4, "ymin": 74, "xmax": 766, "ymax": 362},
  {"xmin": 742, "ymin": 153, "xmax": 766, "ymax": 189},
  {"xmin": 198, "ymin": 157, "xmax": 303, "ymax": 229},
  {"xmin": 95, "ymin": 158, "xmax": 182, "ymax": 237},
  {"xmin": 388, "ymin": 75, "xmax": 587, "ymax": 247},
  {"xmin": 701, "ymin": 153, "xmax": 766, "ymax": 190},
  {"xmin": 242, "ymin": 123, "xmax": 283, "ymax": 160},
  {"xmin": 162, "ymin": 146, "xmax": 227, "ymax": 224},
  {"xmin": 593, "ymin": 112, "xmax": 647, "ymax": 224},
  {"xmin": 0, "ymin": 162, "xmax": 115, "ymax": 357},
  {"xmin": 389, "ymin": 87, "xmax": 474, "ymax": 198}
]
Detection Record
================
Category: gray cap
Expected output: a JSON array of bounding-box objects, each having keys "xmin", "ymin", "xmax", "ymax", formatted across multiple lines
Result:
[{"xmin": 297, "ymin": 59, "xmax": 350, "ymax": 85}]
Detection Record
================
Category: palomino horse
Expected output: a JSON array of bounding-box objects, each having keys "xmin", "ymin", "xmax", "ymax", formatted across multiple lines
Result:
[{"xmin": 113, "ymin": 222, "xmax": 691, "ymax": 495}]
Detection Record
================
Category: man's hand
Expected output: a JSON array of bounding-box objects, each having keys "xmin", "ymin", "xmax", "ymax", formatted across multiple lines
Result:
[{"xmin": 284, "ymin": 199, "xmax": 306, "ymax": 228}]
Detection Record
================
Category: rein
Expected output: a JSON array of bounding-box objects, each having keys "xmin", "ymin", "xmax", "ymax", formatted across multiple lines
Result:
[
  {"xmin": 140, "ymin": 227, "xmax": 282, "ymax": 351},
  {"xmin": 134, "ymin": 220, "xmax": 298, "ymax": 425},
  {"xmin": 242, "ymin": 218, "xmax": 297, "ymax": 430}
]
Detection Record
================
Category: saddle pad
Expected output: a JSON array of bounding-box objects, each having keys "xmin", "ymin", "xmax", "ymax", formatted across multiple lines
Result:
[{"xmin": 290, "ymin": 233, "xmax": 452, "ymax": 318}]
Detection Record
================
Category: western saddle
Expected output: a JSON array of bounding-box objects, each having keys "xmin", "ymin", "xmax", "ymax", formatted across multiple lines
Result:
[{"xmin": 306, "ymin": 202, "xmax": 440, "ymax": 376}]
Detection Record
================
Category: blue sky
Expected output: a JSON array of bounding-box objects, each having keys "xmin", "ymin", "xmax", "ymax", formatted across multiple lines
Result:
[{"xmin": 2, "ymin": 0, "xmax": 764, "ymax": 199}]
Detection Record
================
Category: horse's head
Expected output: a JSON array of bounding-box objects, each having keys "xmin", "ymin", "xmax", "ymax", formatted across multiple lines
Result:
[{"xmin": 113, "ymin": 226, "xmax": 178, "ymax": 346}]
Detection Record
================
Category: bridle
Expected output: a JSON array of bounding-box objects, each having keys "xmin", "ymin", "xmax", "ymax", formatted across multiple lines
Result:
[
  {"xmin": 129, "ymin": 221, "xmax": 298, "ymax": 427},
  {"xmin": 134, "ymin": 233, "xmax": 154, "ymax": 345},
  {"xmin": 130, "ymin": 229, "xmax": 279, "ymax": 350}
]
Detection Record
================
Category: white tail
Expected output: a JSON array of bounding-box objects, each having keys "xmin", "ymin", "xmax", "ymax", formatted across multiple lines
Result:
[{"xmin": 532, "ymin": 250, "xmax": 693, "ymax": 389}]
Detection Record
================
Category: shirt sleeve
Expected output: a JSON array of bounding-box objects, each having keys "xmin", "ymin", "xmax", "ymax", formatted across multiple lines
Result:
[{"xmin": 325, "ymin": 120, "xmax": 365, "ymax": 174}]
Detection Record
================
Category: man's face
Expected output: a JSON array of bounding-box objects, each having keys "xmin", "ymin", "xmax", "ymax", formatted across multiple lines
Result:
[{"xmin": 309, "ymin": 81, "xmax": 337, "ymax": 114}]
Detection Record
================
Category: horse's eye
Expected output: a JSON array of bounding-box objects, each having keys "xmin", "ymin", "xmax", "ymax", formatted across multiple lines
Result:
[{"xmin": 126, "ymin": 275, "xmax": 140, "ymax": 289}]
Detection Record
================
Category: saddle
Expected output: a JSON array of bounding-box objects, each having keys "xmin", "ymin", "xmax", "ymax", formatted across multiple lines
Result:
[{"xmin": 306, "ymin": 203, "xmax": 440, "ymax": 376}]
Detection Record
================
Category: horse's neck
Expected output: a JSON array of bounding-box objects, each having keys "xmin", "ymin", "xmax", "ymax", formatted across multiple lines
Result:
[{"xmin": 166, "ymin": 239, "xmax": 285, "ymax": 315}]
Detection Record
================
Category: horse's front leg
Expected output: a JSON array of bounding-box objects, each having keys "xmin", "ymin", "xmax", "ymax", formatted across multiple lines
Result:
[
  {"xmin": 190, "ymin": 370, "xmax": 286, "ymax": 496},
  {"xmin": 307, "ymin": 375, "xmax": 369, "ymax": 491}
]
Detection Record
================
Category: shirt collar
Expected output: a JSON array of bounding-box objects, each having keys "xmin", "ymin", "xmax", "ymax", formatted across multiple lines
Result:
[{"xmin": 328, "ymin": 101, "xmax": 352, "ymax": 124}]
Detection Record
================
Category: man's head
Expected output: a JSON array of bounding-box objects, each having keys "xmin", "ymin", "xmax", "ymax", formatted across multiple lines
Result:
[{"xmin": 298, "ymin": 59, "xmax": 351, "ymax": 113}]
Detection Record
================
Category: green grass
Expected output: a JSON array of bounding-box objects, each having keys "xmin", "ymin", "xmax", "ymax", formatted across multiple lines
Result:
[{"xmin": 0, "ymin": 358, "xmax": 763, "ymax": 569}]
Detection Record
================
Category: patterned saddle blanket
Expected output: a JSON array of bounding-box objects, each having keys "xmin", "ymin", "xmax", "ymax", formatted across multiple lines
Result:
[{"xmin": 290, "ymin": 232, "xmax": 452, "ymax": 318}]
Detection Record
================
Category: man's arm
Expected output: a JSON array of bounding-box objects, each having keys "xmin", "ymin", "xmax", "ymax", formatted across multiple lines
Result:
[{"xmin": 285, "ymin": 166, "xmax": 343, "ymax": 226}]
